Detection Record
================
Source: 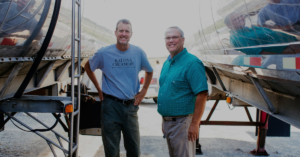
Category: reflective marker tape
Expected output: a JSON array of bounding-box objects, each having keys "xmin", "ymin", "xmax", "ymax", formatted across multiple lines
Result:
[
  {"xmin": 65, "ymin": 45, "xmax": 71, "ymax": 49},
  {"xmin": 48, "ymin": 42, "xmax": 53, "ymax": 47},
  {"xmin": 296, "ymin": 57, "xmax": 300, "ymax": 70},
  {"xmin": 250, "ymin": 57, "xmax": 261, "ymax": 66},
  {"xmin": 51, "ymin": 43, "xmax": 57, "ymax": 48},
  {"xmin": 16, "ymin": 39, "xmax": 26, "ymax": 46},
  {"xmin": 244, "ymin": 57, "xmax": 250, "ymax": 65},
  {"xmin": 244, "ymin": 57, "xmax": 261, "ymax": 66},
  {"xmin": 0, "ymin": 38, "xmax": 18, "ymax": 46},
  {"xmin": 244, "ymin": 57, "xmax": 300, "ymax": 69},
  {"xmin": 283, "ymin": 58, "xmax": 296, "ymax": 69}
]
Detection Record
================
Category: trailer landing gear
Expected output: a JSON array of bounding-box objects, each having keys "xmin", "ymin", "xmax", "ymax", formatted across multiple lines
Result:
[
  {"xmin": 198, "ymin": 100, "xmax": 271, "ymax": 156},
  {"xmin": 250, "ymin": 110, "xmax": 269, "ymax": 156}
]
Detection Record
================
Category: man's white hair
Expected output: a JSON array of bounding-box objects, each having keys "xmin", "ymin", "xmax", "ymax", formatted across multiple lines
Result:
[{"xmin": 165, "ymin": 26, "xmax": 184, "ymax": 37}]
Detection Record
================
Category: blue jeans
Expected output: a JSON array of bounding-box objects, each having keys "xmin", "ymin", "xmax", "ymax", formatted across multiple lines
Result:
[{"xmin": 101, "ymin": 97, "xmax": 140, "ymax": 157}]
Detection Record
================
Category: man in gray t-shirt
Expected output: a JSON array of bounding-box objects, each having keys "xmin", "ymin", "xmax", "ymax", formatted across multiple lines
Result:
[{"xmin": 84, "ymin": 19, "xmax": 153, "ymax": 157}]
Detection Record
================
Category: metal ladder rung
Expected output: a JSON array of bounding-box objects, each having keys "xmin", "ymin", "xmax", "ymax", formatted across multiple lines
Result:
[
  {"xmin": 72, "ymin": 144, "xmax": 78, "ymax": 153},
  {"xmin": 74, "ymin": 74, "xmax": 80, "ymax": 78},
  {"xmin": 75, "ymin": 0, "xmax": 81, "ymax": 6},
  {"xmin": 73, "ymin": 110, "xmax": 79, "ymax": 116},
  {"xmin": 75, "ymin": 37, "xmax": 80, "ymax": 41}
]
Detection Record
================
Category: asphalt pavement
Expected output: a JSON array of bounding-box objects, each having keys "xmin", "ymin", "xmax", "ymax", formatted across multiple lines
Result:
[{"xmin": 0, "ymin": 99, "xmax": 299, "ymax": 157}]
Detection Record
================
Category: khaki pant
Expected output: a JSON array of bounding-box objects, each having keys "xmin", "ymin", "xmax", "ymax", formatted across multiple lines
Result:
[{"xmin": 163, "ymin": 115, "xmax": 195, "ymax": 157}]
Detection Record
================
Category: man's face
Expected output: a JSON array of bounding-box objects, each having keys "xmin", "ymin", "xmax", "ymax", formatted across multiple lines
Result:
[
  {"xmin": 230, "ymin": 13, "xmax": 245, "ymax": 30},
  {"xmin": 165, "ymin": 28, "xmax": 185, "ymax": 54},
  {"xmin": 115, "ymin": 23, "xmax": 132, "ymax": 45}
]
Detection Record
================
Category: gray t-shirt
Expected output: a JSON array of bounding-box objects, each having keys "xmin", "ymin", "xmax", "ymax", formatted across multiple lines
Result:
[{"xmin": 89, "ymin": 44, "xmax": 153, "ymax": 100}]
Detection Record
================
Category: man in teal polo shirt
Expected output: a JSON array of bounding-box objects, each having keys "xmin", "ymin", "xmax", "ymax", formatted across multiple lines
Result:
[{"xmin": 157, "ymin": 26, "xmax": 208, "ymax": 157}]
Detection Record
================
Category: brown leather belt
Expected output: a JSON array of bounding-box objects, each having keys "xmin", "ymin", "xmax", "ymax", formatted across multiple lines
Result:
[{"xmin": 163, "ymin": 115, "xmax": 189, "ymax": 121}]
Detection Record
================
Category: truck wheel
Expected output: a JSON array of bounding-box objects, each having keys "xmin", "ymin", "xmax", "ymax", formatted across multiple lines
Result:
[{"xmin": 153, "ymin": 98, "xmax": 158, "ymax": 104}]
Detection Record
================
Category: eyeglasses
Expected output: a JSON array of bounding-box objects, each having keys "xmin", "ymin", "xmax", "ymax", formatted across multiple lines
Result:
[
  {"xmin": 232, "ymin": 15, "xmax": 244, "ymax": 22},
  {"xmin": 165, "ymin": 36, "xmax": 181, "ymax": 41}
]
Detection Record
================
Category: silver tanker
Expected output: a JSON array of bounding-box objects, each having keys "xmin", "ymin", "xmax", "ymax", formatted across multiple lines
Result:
[{"xmin": 0, "ymin": 0, "xmax": 114, "ymax": 99}]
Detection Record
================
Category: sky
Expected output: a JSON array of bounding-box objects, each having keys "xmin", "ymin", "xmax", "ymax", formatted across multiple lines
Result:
[{"xmin": 83, "ymin": 0, "xmax": 201, "ymax": 58}]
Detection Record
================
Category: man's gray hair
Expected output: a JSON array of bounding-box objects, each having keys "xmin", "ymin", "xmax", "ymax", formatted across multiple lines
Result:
[
  {"xmin": 165, "ymin": 26, "xmax": 184, "ymax": 38},
  {"xmin": 116, "ymin": 19, "xmax": 132, "ymax": 31}
]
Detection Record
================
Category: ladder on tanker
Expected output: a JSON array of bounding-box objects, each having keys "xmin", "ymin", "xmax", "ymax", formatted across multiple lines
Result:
[{"xmin": 68, "ymin": 0, "xmax": 82, "ymax": 156}]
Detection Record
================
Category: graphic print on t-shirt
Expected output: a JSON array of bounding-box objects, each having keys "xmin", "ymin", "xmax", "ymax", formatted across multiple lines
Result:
[{"xmin": 112, "ymin": 58, "xmax": 135, "ymax": 68}]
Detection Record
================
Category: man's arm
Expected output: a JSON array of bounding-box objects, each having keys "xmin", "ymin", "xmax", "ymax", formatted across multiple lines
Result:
[
  {"xmin": 188, "ymin": 91, "xmax": 208, "ymax": 141},
  {"xmin": 84, "ymin": 60, "xmax": 103, "ymax": 101},
  {"xmin": 134, "ymin": 71, "xmax": 153, "ymax": 105}
]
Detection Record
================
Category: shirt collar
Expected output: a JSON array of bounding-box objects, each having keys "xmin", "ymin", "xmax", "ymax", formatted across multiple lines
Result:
[{"xmin": 168, "ymin": 48, "xmax": 187, "ymax": 62}]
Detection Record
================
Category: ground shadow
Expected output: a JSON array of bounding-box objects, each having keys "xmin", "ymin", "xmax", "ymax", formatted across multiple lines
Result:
[{"xmin": 92, "ymin": 135, "xmax": 299, "ymax": 157}]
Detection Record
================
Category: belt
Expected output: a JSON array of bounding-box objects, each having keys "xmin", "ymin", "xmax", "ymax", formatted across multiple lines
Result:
[
  {"xmin": 103, "ymin": 93, "xmax": 135, "ymax": 105},
  {"xmin": 163, "ymin": 115, "xmax": 189, "ymax": 121}
]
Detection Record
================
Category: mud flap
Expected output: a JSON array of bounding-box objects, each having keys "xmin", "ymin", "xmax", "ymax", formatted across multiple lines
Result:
[
  {"xmin": 265, "ymin": 115, "xmax": 290, "ymax": 137},
  {"xmin": 256, "ymin": 109, "xmax": 290, "ymax": 137},
  {"xmin": 79, "ymin": 101, "xmax": 102, "ymax": 136},
  {"xmin": 0, "ymin": 113, "xmax": 4, "ymax": 131}
]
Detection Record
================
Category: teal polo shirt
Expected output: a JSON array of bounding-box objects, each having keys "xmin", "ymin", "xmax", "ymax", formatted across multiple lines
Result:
[{"xmin": 157, "ymin": 48, "xmax": 208, "ymax": 117}]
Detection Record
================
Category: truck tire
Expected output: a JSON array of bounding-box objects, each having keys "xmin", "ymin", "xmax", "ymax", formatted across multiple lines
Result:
[{"xmin": 153, "ymin": 98, "xmax": 158, "ymax": 104}]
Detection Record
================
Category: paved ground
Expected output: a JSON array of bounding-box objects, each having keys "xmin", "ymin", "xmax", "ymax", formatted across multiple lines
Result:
[{"xmin": 0, "ymin": 99, "xmax": 299, "ymax": 157}]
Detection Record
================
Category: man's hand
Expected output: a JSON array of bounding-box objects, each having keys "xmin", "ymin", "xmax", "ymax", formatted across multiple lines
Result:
[
  {"xmin": 188, "ymin": 123, "xmax": 199, "ymax": 141},
  {"xmin": 134, "ymin": 90, "xmax": 147, "ymax": 106},
  {"xmin": 135, "ymin": 71, "xmax": 153, "ymax": 106},
  {"xmin": 98, "ymin": 90, "xmax": 104, "ymax": 101}
]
